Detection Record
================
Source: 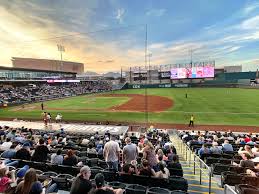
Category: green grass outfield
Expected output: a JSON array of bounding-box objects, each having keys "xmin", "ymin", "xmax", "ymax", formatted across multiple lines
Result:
[{"xmin": 1, "ymin": 88, "xmax": 259, "ymax": 126}]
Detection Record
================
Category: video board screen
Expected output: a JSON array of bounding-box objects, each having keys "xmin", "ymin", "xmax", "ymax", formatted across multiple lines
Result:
[{"xmin": 170, "ymin": 65, "xmax": 214, "ymax": 79}]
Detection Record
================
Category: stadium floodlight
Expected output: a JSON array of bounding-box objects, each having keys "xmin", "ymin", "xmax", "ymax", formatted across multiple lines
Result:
[{"xmin": 57, "ymin": 44, "xmax": 65, "ymax": 71}]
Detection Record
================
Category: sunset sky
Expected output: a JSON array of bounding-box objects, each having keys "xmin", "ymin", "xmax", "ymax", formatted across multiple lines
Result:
[{"xmin": 1, "ymin": 0, "xmax": 259, "ymax": 72}]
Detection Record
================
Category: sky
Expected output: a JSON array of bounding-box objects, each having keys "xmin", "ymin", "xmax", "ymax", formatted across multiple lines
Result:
[{"xmin": 0, "ymin": 0, "xmax": 259, "ymax": 73}]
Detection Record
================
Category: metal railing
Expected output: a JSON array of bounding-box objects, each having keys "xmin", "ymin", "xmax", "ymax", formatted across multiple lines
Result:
[
  {"xmin": 224, "ymin": 184, "xmax": 237, "ymax": 194},
  {"xmin": 172, "ymin": 131, "xmax": 213, "ymax": 194}
]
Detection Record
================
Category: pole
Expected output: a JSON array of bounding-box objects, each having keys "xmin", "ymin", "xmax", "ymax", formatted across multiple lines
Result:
[
  {"xmin": 120, "ymin": 67, "xmax": 123, "ymax": 83},
  {"xmin": 60, "ymin": 50, "xmax": 63, "ymax": 71},
  {"xmin": 144, "ymin": 24, "xmax": 148, "ymax": 128}
]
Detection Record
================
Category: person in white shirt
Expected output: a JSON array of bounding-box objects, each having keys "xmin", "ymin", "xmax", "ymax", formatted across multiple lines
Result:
[
  {"xmin": 252, "ymin": 144, "xmax": 259, "ymax": 158},
  {"xmin": 55, "ymin": 113, "xmax": 62, "ymax": 123},
  {"xmin": 103, "ymin": 135, "xmax": 120, "ymax": 171},
  {"xmin": 0, "ymin": 138, "xmax": 12, "ymax": 151}
]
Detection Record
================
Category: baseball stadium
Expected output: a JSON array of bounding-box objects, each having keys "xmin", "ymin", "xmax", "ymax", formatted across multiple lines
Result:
[
  {"xmin": 0, "ymin": 59, "xmax": 259, "ymax": 194},
  {"xmin": 0, "ymin": 1, "xmax": 259, "ymax": 194}
]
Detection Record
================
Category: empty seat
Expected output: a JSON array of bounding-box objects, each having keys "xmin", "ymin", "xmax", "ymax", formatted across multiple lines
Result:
[
  {"xmin": 132, "ymin": 174, "xmax": 149, "ymax": 186},
  {"xmin": 235, "ymin": 184, "xmax": 259, "ymax": 194},
  {"xmin": 103, "ymin": 170, "xmax": 118, "ymax": 182},
  {"xmin": 108, "ymin": 181, "xmax": 127, "ymax": 189},
  {"xmin": 212, "ymin": 163, "xmax": 230, "ymax": 175},
  {"xmin": 168, "ymin": 176, "xmax": 188, "ymax": 191},
  {"xmin": 147, "ymin": 187, "xmax": 170, "ymax": 194},
  {"xmin": 38, "ymin": 171, "xmax": 58, "ymax": 182},
  {"xmin": 126, "ymin": 184, "xmax": 146, "ymax": 194},
  {"xmin": 171, "ymin": 191, "xmax": 188, "ymax": 194}
]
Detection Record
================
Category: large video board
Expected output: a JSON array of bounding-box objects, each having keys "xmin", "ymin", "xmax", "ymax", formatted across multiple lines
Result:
[{"xmin": 170, "ymin": 65, "xmax": 214, "ymax": 79}]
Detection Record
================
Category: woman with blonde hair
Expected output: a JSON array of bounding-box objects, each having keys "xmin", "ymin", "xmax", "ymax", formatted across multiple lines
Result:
[
  {"xmin": 156, "ymin": 149, "xmax": 168, "ymax": 162},
  {"xmin": 143, "ymin": 141, "xmax": 157, "ymax": 169},
  {"xmin": 238, "ymin": 145, "xmax": 254, "ymax": 158},
  {"xmin": 15, "ymin": 168, "xmax": 43, "ymax": 194}
]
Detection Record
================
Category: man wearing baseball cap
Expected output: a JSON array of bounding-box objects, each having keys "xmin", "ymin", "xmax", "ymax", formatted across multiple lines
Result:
[{"xmin": 92, "ymin": 173, "xmax": 123, "ymax": 194}]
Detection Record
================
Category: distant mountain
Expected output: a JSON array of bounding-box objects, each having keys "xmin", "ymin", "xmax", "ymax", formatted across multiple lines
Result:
[
  {"xmin": 103, "ymin": 72, "xmax": 121, "ymax": 78},
  {"xmin": 83, "ymin": 71, "xmax": 100, "ymax": 76}
]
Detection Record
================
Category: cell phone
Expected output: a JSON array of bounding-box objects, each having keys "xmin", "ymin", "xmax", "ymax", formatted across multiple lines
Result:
[
  {"xmin": 42, "ymin": 179, "xmax": 51, "ymax": 188},
  {"xmin": 10, "ymin": 182, "xmax": 17, "ymax": 188}
]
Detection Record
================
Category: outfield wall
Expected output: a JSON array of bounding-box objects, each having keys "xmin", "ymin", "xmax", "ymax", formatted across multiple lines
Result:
[{"xmin": 124, "ymin": 82, "xmax": 250, "ymax": 89}]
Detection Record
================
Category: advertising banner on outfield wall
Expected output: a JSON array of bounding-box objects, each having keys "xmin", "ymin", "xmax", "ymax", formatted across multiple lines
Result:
[{"xmin": 128, "ymin": 83, "xmax": 189, "ymax": 89}]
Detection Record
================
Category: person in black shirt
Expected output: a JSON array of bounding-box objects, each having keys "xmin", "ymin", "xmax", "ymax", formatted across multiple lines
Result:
[
  {"xmin": 139, "ymin": 159, "xmax": 155, "ymax": 177},
  {"xmin": 167, "ymin": 154, "xmax": 183, "ymax": 170},
  {"xmin": 31, "ymin": 138, "xmax": 49, "ymax": 162},
  {"xmin": 63, "ymin": 149, "xmax": 78, "ymax": 166},
  {"xmin": 16, "ymin": 143, "xmax": 31, "ymax": 160},
  {"xmin": 70, "ymin": 166, "xmax": 92, "ymax": 194},
  {"xmin": 92, "ymin": 173, "xmax": 123, "ymax": 194}
]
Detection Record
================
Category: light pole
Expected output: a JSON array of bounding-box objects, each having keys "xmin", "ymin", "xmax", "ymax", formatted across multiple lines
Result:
[
  {"xmin": 148, "ymin": 53, "xmax": 152, "ymax": 83},
  {"xmin": 57, "ymin": 44, "xmax": 65, "ymax": 71}
]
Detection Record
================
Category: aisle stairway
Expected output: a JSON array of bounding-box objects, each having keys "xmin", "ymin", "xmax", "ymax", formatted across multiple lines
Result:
[{"xmin": 171, "ymin": 133, "xmax": 224, "ymax": 194}]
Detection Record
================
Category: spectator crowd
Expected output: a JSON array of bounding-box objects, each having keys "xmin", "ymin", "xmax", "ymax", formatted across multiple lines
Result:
[
  {"xmin": 0, "ymin": 81, "xmax": 112, "ymax": 106},
  {"xmin": 0, "ymin": 125, "xmax": 182, "ymax": 194}
]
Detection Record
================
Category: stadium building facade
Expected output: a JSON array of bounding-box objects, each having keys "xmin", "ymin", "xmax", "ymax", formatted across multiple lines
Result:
[
  {"xmin": 12, "ymin": 57, "xmax": 84, "ymax": 74},
  {"xmin": 0, "ymin": 57, "xmax": 84, "ymax": 80}
]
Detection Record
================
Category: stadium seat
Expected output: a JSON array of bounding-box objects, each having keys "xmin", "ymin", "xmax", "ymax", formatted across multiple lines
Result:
[
  {"xmin": 149, "ymin": 176, "xmax": 168, "ymax": 189},
  {"xmin": 90, "ymin": 167, "xmax": 103, "ymax": 179},
  {"xmin": 168, "ymin": 176, "xmax": 188, "ymax": 192},
  {"xmin": 125, "ymin": 184, "xmax": 146, "ymax": 194},
  {"xmin": 51, "ymin": 174, "xmax": 74, "ymax": 191},
  {"xmin": 242, "ymin": 176, "xmax": 259, "ymax": 187},
  {"xmin": 147, "ymin": 187, "xmax": 170, "ymax": 194},
  {"xmin": 88, "ymin": 158, "xmax": 99, "ymax": 167},
  {"xmin": 35, "ymin": 169, "xmax": 43, "ymax": 175},
  {"xmin": 222, "ymin": 154, "xmax": 234, "ymax": 159},
  {"xmin": 87, "ymin": 152, "xmax": 98, "ymax": 158},
  {"xmin": 171, "ymin": 191, "xmax": 188, "ymax": 194},
  {"xmin": 132, "ymin": 174, "xmax": 149, "ymax": 186},
  {"xmin": 38, "ymin": 171, "xmax": 58, "ymax": 182},
  {"xmin": 103, "ymin": 169, "xmax": 119, "ymax": 182},
  {"xmin": 119, "ymin": 173, "xmax": 135, "ymax": 184},
  {"xmin": 212, "ymin": 163, "xmax": 230, "ymax": 175},
  {"xmin": 168, "ymin": 168, "xmax": 183, "ymax": 177},
  {"xmin": 77, "ymin": 156, "xmax": 88, "ymax": 164},
  {"xmin": 56, "ymin": 165, "xmax": 75, "ymax": 175},
  {"xmin": 221, "ymin": 171, "xmax": 243, "ymax": 187},
  {"xmin": 98, "ymin": 159, "xmax": 108, "ymax": 169},
  {"xmin": 235, "ymin": 184, "xmax": 259, "ymax": 194},
  {"xmin": 205, "ymin": 157, "xmax": 219, "ymax": 166},
  {"xmin": 108, "ymin": 181, "xmax": 127, "ymax": 189}
]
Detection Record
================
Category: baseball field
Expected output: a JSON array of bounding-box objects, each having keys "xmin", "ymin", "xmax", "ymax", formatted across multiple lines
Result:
[{"xmin": 1, "ymin": 88, "xmax": 259, "ymax": 130}]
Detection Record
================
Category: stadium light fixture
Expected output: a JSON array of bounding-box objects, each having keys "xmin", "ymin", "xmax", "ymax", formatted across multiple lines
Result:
[{"xmin": 57, "ymin": 44, "xmax": 65, "ymax": 71}]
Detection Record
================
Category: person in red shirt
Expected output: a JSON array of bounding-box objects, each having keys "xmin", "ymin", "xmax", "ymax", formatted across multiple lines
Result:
[{"xmin": 245, "ymin": 135, "xmax": 251, "ymax": 143}]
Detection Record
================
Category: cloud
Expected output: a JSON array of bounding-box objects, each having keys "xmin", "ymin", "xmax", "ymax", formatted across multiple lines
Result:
[
  {"xmin": 146, "ymin": 9, "xmax": 166, "ymax": 17},
  {"xmin": 241, "ymin": 15, "xmax": 259, "ymax": 29},
  {"xmin": 243, "ymin": 2, "xmax": 259, "ymax": 15},
  {"xmin": 116, "ymin": 8, "xmax": 125, "ymax": 23},
  {"xmin": 149, "ymin": 43, "xmax": 166, "ymax": 49},
  {"xmin": 227, "ymin": 46, "xmax": 242, "ymax": 52},
  {"xmin": 105, "ymin": 60, "xmax": 114, "ymax": 63}
]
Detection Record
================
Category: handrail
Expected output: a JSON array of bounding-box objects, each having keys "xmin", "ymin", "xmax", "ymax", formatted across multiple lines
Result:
[
  {"xmin": 224, "ymin": 184, "xmax": 237, "ymax": 194},
  {"xmin": 172, "ymin": 132, "xmax": 213, "ymax": 194}
]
